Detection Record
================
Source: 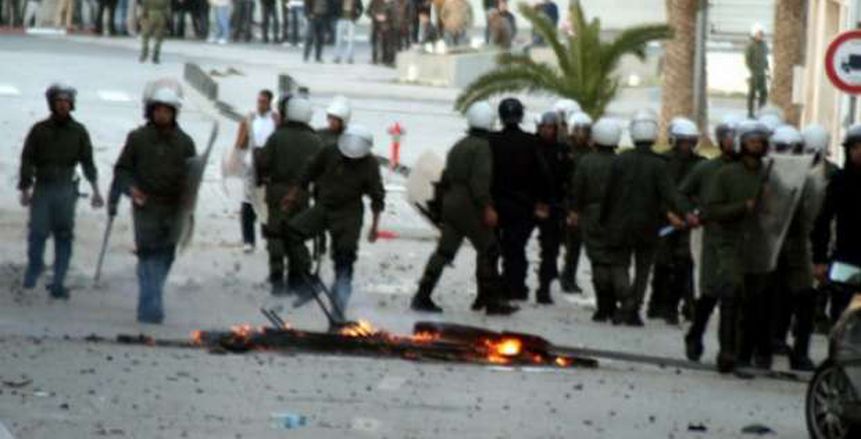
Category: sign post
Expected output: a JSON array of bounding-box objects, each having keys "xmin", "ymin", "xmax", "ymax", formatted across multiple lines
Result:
[{"xmin": 825, "ymin": 29, "xmax": 861, "ymax": 94}]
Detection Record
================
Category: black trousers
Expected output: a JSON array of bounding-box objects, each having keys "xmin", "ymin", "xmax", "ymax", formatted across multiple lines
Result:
[
  {"xmin": 304, "ymin": 16, "xmax": 326, "ymax": 61},
  {"xmin": 650, "ymin": 254, "xmax": 694, "ymax": 318},
  {"xmin": 241, "ymin": 202, "xmax": 257, "ymax": 246},
  {"xmin": 260, "ymin": 0, "xmax": 279, "ymax": 42},
  {"xmin": 536, "ymin": 213, "xmax": 562, "ymax": 289},
  {"xmin": 233, "ymin": 0, "xmax": 254, "ymax": 41},
  {"xmin": 498, "ymin": 215, "xmax": 535, "ymax": 299},
  {"xmin": 95, "ymin": 0, "xmax": 117, "ymax": 34},
  {"xmin": 737, "ymin": 272, "xmax": 775, "ymax": 364}
]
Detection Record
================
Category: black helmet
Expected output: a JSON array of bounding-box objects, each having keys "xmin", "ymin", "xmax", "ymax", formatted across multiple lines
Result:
[
  {"xmin": 843, "ymin": 124, "xmax": 861, "ymax": 149},
  {"xmin": 498, "ymin": 98, "xmax": 524, "ymax": 126},
  {"xmin": 45, "ymin": 83, "xmax": 77, "ymax": 112}
]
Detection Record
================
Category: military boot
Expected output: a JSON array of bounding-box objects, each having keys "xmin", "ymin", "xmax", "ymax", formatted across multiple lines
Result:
[
  {"xmin": 270, "ymin": 272, "xmax": 287, "ymax": 296},
  {"xmin": 410, "ymin": 278, "xmax": 443, "ymax": 313},
  {"xmin": 536, "ymin": 281, "xmax": 554, "ymax": 305}
]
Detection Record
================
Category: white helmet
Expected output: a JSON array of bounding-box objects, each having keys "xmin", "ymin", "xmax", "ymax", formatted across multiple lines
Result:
[
  {"xmin": 758, "ymin": 113, "xmax": 782, "ymax": 134},
  {"xmin": 553, "ymin": 99, "xmax": 581, "ymax": 120},
  {"xmin": 801, "ymin": 124, "xmax": 830, "ymax": 155},
  {"xmin": 592, "ymin": 118, "xmax": 621, "ymax": 147},
  {"xmin": 286, "ymin": 97, "xmax": 313, "ymax": 124},
  {"xmin": 757, "ymin": 105, "xmax": 784, "ymax": 122},
  {"xmin": 668, "ymin": 117, "xmax": 699, "ymax": 145},
  {"xmin": 567, "ymin": 111, "xmax": 593, "ymax": 131},
  {"xmin": 326, "ymin": 96, "xmax": 351, "ymax": 124},
  {"xmin": 629, "ymin": 109, "xmax": 659, "ymax": 143},
  {"xmin": 149, "ymin": 87, "xmax": 183, "ymax": 110},
  {"xmin": 465, "ymin": 101, "xmax": 496, "ymax": 131},
  {"xmin": 734, "ymin": 119, "xmax": 770, "ymax": 154},
  {"xmin": 750, "ymin": 22, "xmax": 765, "ymax": 37},
  {"xmin": 338, "ymin": 124, "xmax": 374, "ymax": 159},
  {"xmin": 770, "ymin": 125, "xmax": 803, "ymax": 154}
]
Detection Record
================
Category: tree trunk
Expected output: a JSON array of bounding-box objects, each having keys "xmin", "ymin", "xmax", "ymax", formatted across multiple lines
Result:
[
  {"xmin": 660, "ymin": 0, "xmax": 698, "ymax": 144},
  {"xmin": 771, "ymin": 0, "xmax": 806, "ymax": 126}
]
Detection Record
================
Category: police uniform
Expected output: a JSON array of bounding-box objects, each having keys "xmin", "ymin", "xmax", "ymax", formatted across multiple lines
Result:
[
  {"xmin": 112, "ymin": 123, "xmax": 196, "ymax": 323},
  {"xmin": 19, "ymin": 116, "xmax": 98, "ymax": 297},
  {"xmin": 601, "ymin": 146, "xmax": 679, "ymax": 324},
  {"xmin": 413, "ymin": 130, "xmax": 510, "ymax": 313},
  {"xmin": 559, "ymin": 141, "xmax": 590, "ymax": 293},
  {"xmin": 140, "ymin": 0, "xmax": 170, "ymax": 63},
  {"xmin": 286, "ymin": 143, "xmax": 385, "ymax": 321},
  {"xmin": 571, "ymin": 147, "xmax": 626, "ymax": 320},
  {"xmin": 256, "ymin": 121, "xmax": 324, "ymax": 293},
  {"xmin": 649, "ymin": 149, "xmax": 704, "ymax": 322}
]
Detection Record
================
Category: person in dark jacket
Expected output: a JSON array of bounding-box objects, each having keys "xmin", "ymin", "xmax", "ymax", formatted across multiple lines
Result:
[
  {"xmin": 411, "ymin": 101, "xmax": 518, "ymax": 315},
  {"xmin": 108, "ymin": 87, "xmax": 195, "ymax": 324},
  {"xmin": 681, "ymin": 115, "xmax": 739, "ymax": 362},
  {"xmin": 19, "ymin": 83, "xmax": 104, "ymax": 298},
  {"xmin": 489, "ymin": 98, "xmax": 548, "ymax": 301},
  {"xmin": 304, "ymin": 0, "xmax": 329, "ymax": 61},
  {"xmin": 283, "ymin": 124, "xmax": 385, "ymax": 323},
  {"xmin": 649, "ymin": 117, "xmax": 704, "ymax": 324},
  {"xmin": 559, "ymin": 111, "xmax": 592, "ymax": 294},
  {"xmin": 534, "ymin": 111, "xmax": 569, "ymax": 304},
  {"xmin": 601, "ymin": 109, "xmax": 683, "ymax": 326},
  {"xmin": 812, "ymin": 124, "xmax": 861, "ymax": 322}
]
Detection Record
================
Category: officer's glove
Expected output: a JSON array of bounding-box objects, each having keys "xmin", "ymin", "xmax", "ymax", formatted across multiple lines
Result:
[
  {"xmin": 19, "ymin": 189, "xmax": 31, "ymax": 207},
  {"xmin": 107, "ymin": 203, "xmax": 118, "ymax": 217}
]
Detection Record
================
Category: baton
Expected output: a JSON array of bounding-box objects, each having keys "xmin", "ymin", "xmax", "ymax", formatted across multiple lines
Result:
[{"xmin": 94, "ymin": 216, "xmax": 114, "ymax": 283}]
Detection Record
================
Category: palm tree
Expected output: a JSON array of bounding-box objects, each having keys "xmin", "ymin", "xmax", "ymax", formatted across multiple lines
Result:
[
  {"xmin": 771, "ymin": 0, "xmax": 805, "ymax": 125},
  {"xmin": 455, "ymin": 2, "xmax": 673, "ymax": 118},
  {"xmin": 660, "ymin": 0, "xmax": 698, "ymax": 141}
]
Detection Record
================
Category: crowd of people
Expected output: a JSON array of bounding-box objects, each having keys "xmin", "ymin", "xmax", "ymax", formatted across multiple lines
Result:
[
  {"xmin": 2, "ymin": 0, "xmax": 562, "ymax": 64},
  {"xmin": 407, "ymin": 97, "xmax": 859, "ymax": 377},
  {"xmin": 16, "ymin": 77, "xmax": 860, "ymax": 377}
]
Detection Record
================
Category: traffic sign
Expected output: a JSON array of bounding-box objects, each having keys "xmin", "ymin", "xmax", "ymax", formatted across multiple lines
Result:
[{"xmin": 825, "ymin": 30, "xmax": 861, "ymax": 94}]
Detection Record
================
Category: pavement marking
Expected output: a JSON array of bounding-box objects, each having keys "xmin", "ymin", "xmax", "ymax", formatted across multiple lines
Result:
[
  {"xmin": 350, "ymin": 417, "xmax": 381, "ymax": 433},
  {"xmin": 97, "ymin": 90, "xmax": 133, "ymax": 103},
  {"xmin": 0, "ymin": 85, "xmax": 21, "ymax": 96},
  {"xmin": 376, "ymin": 375, "xmax": 406, "ymax": 391},
  {"xmin": 0, "ymin": 421, "xmax": 15, "ymax": 439}
]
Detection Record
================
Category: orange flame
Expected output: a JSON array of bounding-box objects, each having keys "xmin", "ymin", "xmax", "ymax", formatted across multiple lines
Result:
[
  {"xmin": 554, "ymin": 357, "xmax": 572, "ymax": 368},
  {"xmin": 190, "ymin": 330, "xmax": 203, "ymax": 345},
  {"xmin": 339, "ymin": 320, "xmax": 379, "ymax": 337},
  {"xmin": 482, "ymin": 337, "xmax": 524, "ymax": 364},
  {"xmin": 411, "ymin": 331, "xmax": 439, "ymax": 344}
]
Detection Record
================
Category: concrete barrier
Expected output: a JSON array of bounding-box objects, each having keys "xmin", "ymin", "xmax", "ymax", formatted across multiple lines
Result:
[{"xmin": 396, "ymin": 49, "xmax": 501, "ymax": 88}]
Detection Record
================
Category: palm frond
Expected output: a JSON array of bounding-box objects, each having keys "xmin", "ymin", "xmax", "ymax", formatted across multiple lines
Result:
[
  {"xmin": 455, "ymin": 67, "xmax": 563, "ymax": 111},
  {"xmin": 601, "ymin": 24, "xmax": 673, "ymax": 73},
  {"xmin": 516, "ymin": 2, "xmax": 571, "ymax": 75}
]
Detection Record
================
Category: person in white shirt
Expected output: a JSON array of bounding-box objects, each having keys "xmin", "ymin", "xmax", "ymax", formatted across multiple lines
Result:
[{"xmin": 232, "ymin": 90, "xmax": 279, "ymax": 253}]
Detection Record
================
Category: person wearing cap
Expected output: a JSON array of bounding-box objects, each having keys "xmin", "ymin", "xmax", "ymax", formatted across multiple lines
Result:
[
  {"xmin": 705, "ymin": 118, "xmax": 772, "ymax": 373},
  {"xmin": 649, "ymin": 117, "xmax": 704, "ymax": 325},
  {"xmin": 232, "ymin": 89, "xmax": 279, "ymax": 254},
  {"xmin": 569, "ymin": 117, "xmax": 626, "ymax": 322},
  {"xmin": 109, "ymin": 86, "xmax": 195, "ymax": 323},
  {"xmin": 812, "ymin": 125, "xmax": 861, "ymax": 332},
  {"xmin": 559, "ymin": 111, "xmax": 593, "ymax": 294},
  {"xmin": 255, "ymin": 95, "xmax": 324, "ymax": 297},
  {"xmin": 600, "ymin": 109, "xmax": 683, "ymax": 327},
  {"xmin": 282, "ymin": 124, "xmax": 385, "ymax": 323},
  {"xmin": 19, "ymin": 84, "xmax": 104, "ymax": 299},
  {"xmin": 745, "ymin": 23, "xmax": 769, "ymax": 117},
  {"xmin": 411, "ymin": 101, "xmax": 518, "ymax": 316},
  {"xmin": 680, "ymin": 113, "xmax": 741, "ymax": 362},
  {"xmin": 489, "ymin": 97, "xmax": 549, "ymax": 302}
]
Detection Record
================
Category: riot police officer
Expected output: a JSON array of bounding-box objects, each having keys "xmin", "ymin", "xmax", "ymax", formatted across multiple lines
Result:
[
  {"xmin": 411, "ymin": 101, "xmax": 518, "ymax": 315},
  {"xmin": 19, "ymin": 83, "xmax": 104, "ymax": 298},
  {"xmin": 560, "ymin": 111, "xmax": 592, "ymax": 294}
]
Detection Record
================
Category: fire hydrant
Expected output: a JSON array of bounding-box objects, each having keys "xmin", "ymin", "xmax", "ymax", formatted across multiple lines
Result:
[{"xmin": 387, "ymin": 122, "xmax": 405, "ymax": 170}]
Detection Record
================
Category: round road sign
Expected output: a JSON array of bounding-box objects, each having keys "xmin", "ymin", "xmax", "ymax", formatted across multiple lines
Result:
[{"xmin": 825, "ymin": 30, "xmax": 861, "ymax": 94}]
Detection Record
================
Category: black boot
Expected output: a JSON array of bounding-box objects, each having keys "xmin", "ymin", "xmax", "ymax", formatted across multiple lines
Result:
[
  {"xmin": 410, "ymin": 295, "xmax": 443, "ymax": 313},
  {"xmin": 485, "ymin": 301, "xmax": 519, "ymax": 316},
  {"xmin": 536, "ymin": 283, "xmax": 553, "ymax": 305},
  {"xmin": 684, "ymin": 333, "xmax": 704, "ymax": 362}
]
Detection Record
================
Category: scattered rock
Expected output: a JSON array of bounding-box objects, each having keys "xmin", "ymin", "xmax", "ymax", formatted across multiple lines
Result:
[
  {"xmin": 688, "ymin": 423, "xmax": 707, "ymax": 432},
  {"xmin": 741, "ymin": 424, "xmax": 774, "ymax": 435},
  {"xmin": 2, "ymin": 378, "xmax": 32, "ymax": 388}
]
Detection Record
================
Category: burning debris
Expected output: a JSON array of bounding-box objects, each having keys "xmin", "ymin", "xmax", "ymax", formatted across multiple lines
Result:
[{"xmin": 163, "ymin": 311, "xmax": 598, "ymax": 369}]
